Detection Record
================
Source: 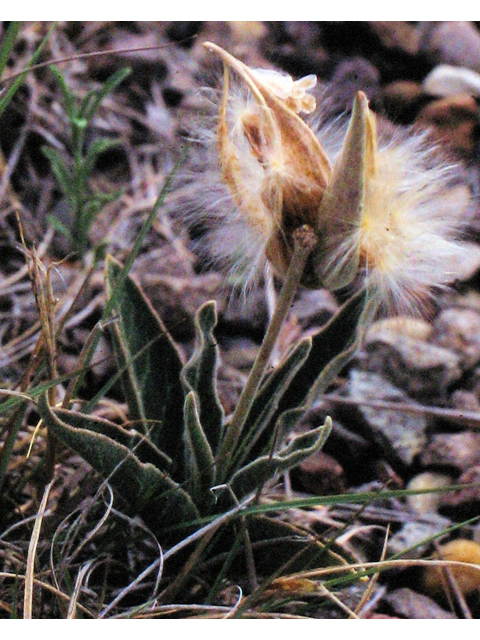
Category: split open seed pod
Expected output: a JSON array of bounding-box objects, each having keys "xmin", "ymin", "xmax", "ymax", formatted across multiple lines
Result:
[
  {"xmin": 203, "ymin": 41, "xmax": 332, "ymax": 282},
  {"xmin": 203, "ymin": 42, "xmax": 377, "ymax": 291}
]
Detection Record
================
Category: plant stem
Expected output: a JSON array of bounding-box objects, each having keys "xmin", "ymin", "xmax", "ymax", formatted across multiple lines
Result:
[{"xmin": 216, "ymin": 224, "xmax": 317, "ymax": 483}]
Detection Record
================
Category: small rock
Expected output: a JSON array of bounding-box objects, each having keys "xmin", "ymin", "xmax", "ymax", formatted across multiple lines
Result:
[
  {"xmin": 323, "ymin": 57, "xmax": 381, "ymax": 119},
  {"xmin": 291, "ymin": 287, "xmax": 338, "ymax": 331},
  {"xmin": 221, "ymin": 336, "xmax": 258, "ymax": 372},
  {"xmin": 439, "ymin": 465, "xmax": 480, "ymax": 515},
  {"xmin": 347, "ymin": 369, "xmax": 428, "ymax": 466},
  {"xmin": 387, "ymin": 514, "xmax": 452, "ymax": 559},
  {"xmin": 421, "ymin": 431, "xmax": 480, "ymax": 471},
  {"xmin": 366, "ymin": 316, "xmax": 433, "ymax": 342},
  {"xmin": 415, "ymin": 94, "xmax": 478, "ymax": 158},
  {"xmin": 139, "ymin": 271, "xmax": 225, "ymax": 341},
  {"xmin": 383, "ymin": 80, "xmax": 428, "ymax": 124},
  {"xmin": 422, "ymin": 538, "xmax": 480, "ymax": 598},
  {"xmin": 369, "ymin": 21, "xmax": 420, "ymax": 56},
  {"xmin": 450, "ymin": 389, "xmax": 480, "ymax": 413},
  {"xmin": 424, "ymin": 64, "xmax": 480, "ymax": 97},
  {"xmin": 296, "ymin": 450, "xmax": 345, "ymax": 495},
  {"xmin": 432, "ymin": 306, "xmax": 480, "ymax": 370},
  {"xmin": 362, "ymin": 328, "xmax": 462, "ymax": 400},
  {"xmin": 407, "ymin": 472, "xmax": 453, "ymax": 515},
  {"xmin": 385, "ymin": 587, "xmax": 456, "ymax": 619},
  {"xmin": 419, "ymin": 22, "xmax": 480, "ymax": 73}
]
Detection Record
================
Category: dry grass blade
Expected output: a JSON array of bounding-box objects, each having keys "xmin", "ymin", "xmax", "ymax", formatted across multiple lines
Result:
[
  {"xmin": 100, "ymin": 497, "xmax": 253, "ymax": 618},
  {"xmin": 432, "ymin": 540, "xmax": 472, "ymax": 619},
  {"xmin": 1, "ymin": 571, "xmax": 94, "ymax": 618},
  {"xmin": 67, "ymin": 559, "xmax": 97, "ymax": 619},
  {"xmin": 318, "ymin": 582, "xmax": 359, "ymax": 618},
  {"xmin": 353, "ymin": 524, "xmax": 390, "ymax": 618},
  {"xmin": 23, "ymin": 479, "xmax": 53, "ymax": 619}
]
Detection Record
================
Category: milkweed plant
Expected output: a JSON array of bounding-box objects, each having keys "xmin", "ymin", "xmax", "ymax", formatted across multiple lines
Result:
[{"xmin": 38, "ymin": 42, "xmax": 471, "ymax": 587}]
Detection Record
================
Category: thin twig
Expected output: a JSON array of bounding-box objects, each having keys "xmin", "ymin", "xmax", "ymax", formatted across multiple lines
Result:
[{"xmin": 324, "ymin": 393, "xmax": 480, "ymax": 430}]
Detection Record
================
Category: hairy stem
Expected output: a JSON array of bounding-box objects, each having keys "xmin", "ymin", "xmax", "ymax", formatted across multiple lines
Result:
[{"xmin": 216, "ymin": 225, "xmax": 317, "ymax": 483}]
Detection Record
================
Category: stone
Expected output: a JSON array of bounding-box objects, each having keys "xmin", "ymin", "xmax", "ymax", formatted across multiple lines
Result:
[
  {"xmin": 385, "ymin": 587, "xmax": 456, "ymax": 619},
  {"xmin": 383, "ymin": 80, "xmax": 429, "ymax": 123},
  {"xmin": 291, "ymin": 287, "xmax": 338, "ymax": 331},
  {"xmin": 369, "ymin": 21, "xmax": 420, "ymax": 56},
  {"xmin": 424, "ymin": 64, "xmax": 480, "ymax": 97},
  {"xmin": 347, "ymin": 369, "xmax": 428, "ymax": 466},
  {"xmin": 415, "ymin": 94, "xmax": 478, "ymax": 158},
  {"xmin": 406, "ymin": 472, "xmax": 453, "ymax": 515},
  {"xmin": 439, "ymin": 465, "xmax": 480, "ymax": 516},
  {"xmin": 296, "ymin": 450, "xmax": 345, "ymax": 495},
  {"xmin": 422, "ymin": 539, "xmax": 480, "ymax": 598},
  {"xmin": 420, "ymin": 431, "xmax": 480, "ymax": 471},
  {"xmin": 432, "ymin": 306, "xmax": 480, "ymax": 370},
  {"xmin": 387, "ymin": 515, "xmax": 452, "ymax": 559},
  {"xmin": 419, "ymin": 22, "xmax": 480, "ymax": 73},
  {"xmin": 361, "ymin": 327, "xmax": 462, "ymax": 401}
]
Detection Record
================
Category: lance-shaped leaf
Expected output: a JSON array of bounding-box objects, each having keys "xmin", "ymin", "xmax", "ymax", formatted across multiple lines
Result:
[
  {"xmin": 38, "ymin": 394, "xmax": 199, "ymax": 534},
  {"xmin": 181, "ymin": 301, "xmax": 224, "ymax": 455},
  {"xmin": 42, "ymin": 405, "xmax": 173, "ymax": 472},
  {"xmin": 229, "ymin": 418, "xmax": 332, "ymax": 500},
  {"xmin": 276, "ymin": 287, "xmax": 367, "ymax": 416},
  {"xmin": 105, "ymin": 255, "xmax": 185, "ymax": 471},
  {"xmin": 230, "ymin": 337, "xmax": 312, "ymax": 471},
  {"xmin": 183, "ymin": 391, "xmax": 216, "ymax": 510},
  {"xmin": 235, "ymin": 289, "xmax": 366, "ymax": 455}
]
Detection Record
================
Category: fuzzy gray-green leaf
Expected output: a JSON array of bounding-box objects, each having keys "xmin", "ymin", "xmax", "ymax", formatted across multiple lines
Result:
[
  {"xmin": 105, "ymin": 255, "xmax": 185, "ymax": 471},
  {"xmin": 38, "ymin": 394, "xmax": 199, "ymax": 533},
  {"xmin": 45, "ymin": 404, "xmax": 173, "ymax": 472},
  {"xmin": 229, "ymin": 418, "xmax": 332, "ymax": 499},
  {"xmin": 274, "ymin": 288, "xmax": 367, "ymax": 418},
  {"xmin": 184, "ymin": 391, "xmax": 216, "ymax": 510},
  {"xmin": 231, "ymin": 337, "xmax": 312, "ymax": 470},
  {"xmin": 181, "ymin": 301, "xmax": 224, "ymax": 455}
]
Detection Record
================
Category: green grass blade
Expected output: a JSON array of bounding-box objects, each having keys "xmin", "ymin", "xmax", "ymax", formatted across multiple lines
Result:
[
  {"xmin": 0, "ymin": 22, "xmax": 56, "ymax": 119},
  {"xmin": 0, "ymin": 21, "xmax": 21, "ymax": 78}
]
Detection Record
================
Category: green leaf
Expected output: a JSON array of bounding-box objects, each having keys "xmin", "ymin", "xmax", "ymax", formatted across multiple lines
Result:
[
  {"xmin": 184, "ymin": 391, "xmax": 215, "ymax": 510},
  {"xmin": 46, "ymin": 213, "xmax": 72, "ymax": 239},
  {"xmin": 84, "ymin": 137, "xmax": 122, "ymax": 176},
  {"xmin": 265, "ymin": 288, "xmax": 367, "ymax": 431},
  {"xmin": 105, "ymin": 255, "xmax": 186, "ymax": 473},
  {"xmin": 0, "ymin": 22, "xmax": 21, "ymax": 79},
  {"xmin": 79, "ymin": 67, "xmax": 131, "ymax": 122},
  {"xmin": 0, "ymin": 24, "xmax": 56, "ymax": 120},
  {"xmin": 231, "ymin": 337, "xmax": 312, "ymax": 470},
  {"xmin": 42, "ymin": 146, "xmax": 74, "ymax": 199},
  {"xmin": 181, "ymin": 301, "xmax": 224, "ymax": 455},
  {"xmin": 38, "ymin": 394, "xmax": 199, "ymax": 534},
  {"xmin": 229, "ymin": 418, "xmax": 332, "ymax": 500},
  {"xmin": 48, "ymin": 65, "xmax": 77, "ymax": 120},
  {"xmin": 42, "ymin": 404, "xmax": 173, "ymax": 472}
]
